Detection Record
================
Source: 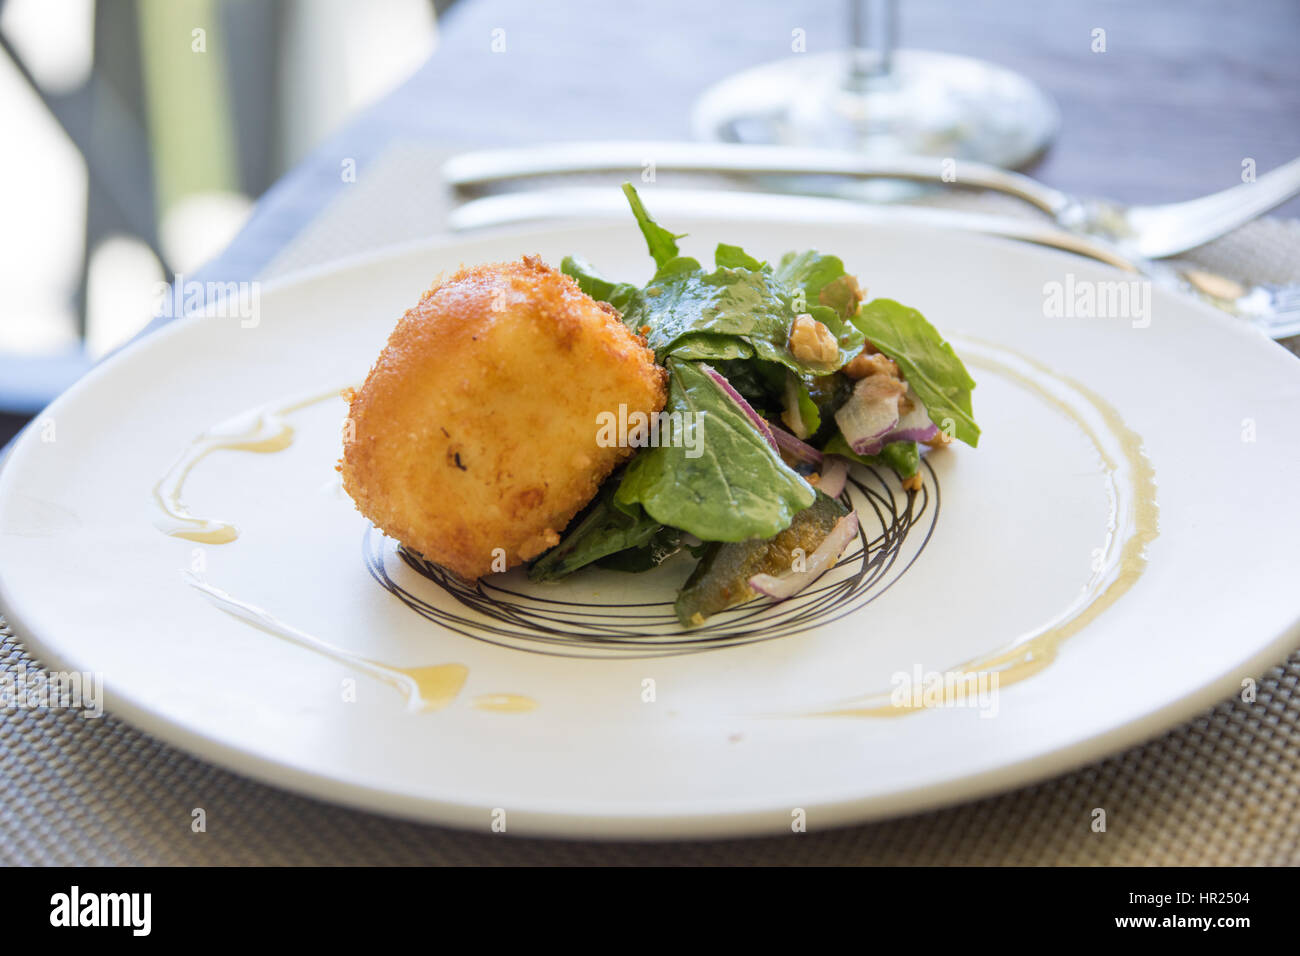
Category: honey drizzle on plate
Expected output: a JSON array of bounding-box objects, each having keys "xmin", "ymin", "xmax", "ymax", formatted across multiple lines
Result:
[
  {"xmin": 156, "ymin": 388, "xmax": 535, "ymax": 716},
  {"xmin": 152, "ymin": 388, "xmax": 346, "ymax": 544},
  {"xmin": 186, "ymin": 574, "xmax": 470, "ymax": 713},
  {"xmin": 813, "ymin": 339, "xmax": 1159, "ymax": 717},
  {"xmin": 472, "ymin": 694, "xmax": 539, "ymax": 713}
]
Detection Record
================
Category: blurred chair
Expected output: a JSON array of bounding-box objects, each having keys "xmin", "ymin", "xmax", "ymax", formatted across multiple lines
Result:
[{"xmin": 0, "ymin": 0, "xmax": 442, "ymax": 447}]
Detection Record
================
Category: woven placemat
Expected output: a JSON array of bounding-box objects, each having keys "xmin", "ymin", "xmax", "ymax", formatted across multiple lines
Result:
[
  {"xmin": 3, "ymin": 146, "xmax": 1298, "ymax": 864},
  {"xmin": 3, "ymin": 620, "xmax": 1297, "ymax": 865}
]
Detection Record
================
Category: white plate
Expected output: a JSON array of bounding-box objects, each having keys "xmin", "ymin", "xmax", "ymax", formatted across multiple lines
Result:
[{"xmin": 2, "ymin": 219, "xmax": 1299, "ymax": 839}]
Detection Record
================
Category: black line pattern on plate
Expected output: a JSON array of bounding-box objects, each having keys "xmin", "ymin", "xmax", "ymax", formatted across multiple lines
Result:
[{"xmin": 364, "ymin": 461, "xmax": 939, "ymax": 659}]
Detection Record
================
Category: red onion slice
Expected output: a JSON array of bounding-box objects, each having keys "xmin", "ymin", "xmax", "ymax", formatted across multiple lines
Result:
[
  {"xmin": 818, "ymin": 455, "xmax": 850, "ymax": 498},
  {"xmin": 836, "ymin": 379, "xmax": 940, "ymax": 455},
  {"xmin": 834, "ymin": 376, "xmax": 904, "ymax": 455},
  {"xmin": 889, "ymin": 388, "xmax": 940, "ymax": 444},
  {"xmin": 770, "ymin": 423, "xmax": 823, "ymax": 466},
  {"xmin": 700, "ymin": 364, "xmax": 778, "ymax": 452},
  {"xmin": 748, "ymin": 511, "xmax": 859, "ymax": 601}
]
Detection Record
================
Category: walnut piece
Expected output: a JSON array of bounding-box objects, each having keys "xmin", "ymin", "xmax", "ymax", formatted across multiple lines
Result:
[
  {"xmin": 788, "ymin": 313, "xmax": 839, "ymax": 366},
  {"xmin": 843, "ymin": 349, "xmax": 900, "ymax": 381}
]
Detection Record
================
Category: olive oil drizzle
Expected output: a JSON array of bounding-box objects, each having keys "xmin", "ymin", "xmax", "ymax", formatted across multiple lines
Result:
[
  {"xmin": 157, "ymin": 389, "xmax": 535, "ymax": 715},
  {"xmin": 184, "ymin": 574, "xmax": 467, "ymax": 712},
  {"xmin": 152, "ymin": 388, "xmax": 347, "ymax": 544},
  {"xmin": 814, "ymin": 339, "xmax": 1159, "ymax": 717}
]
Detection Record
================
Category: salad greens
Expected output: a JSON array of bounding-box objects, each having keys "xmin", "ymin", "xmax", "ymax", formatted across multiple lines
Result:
[
  {"xmin": 772, "ymin": 250, "xmax": 849, "ymax": 309},
  {"xmin": 536, "ymin": 183, "xmax": 979, "ymax": 622},
  {"xmin": 614, "ymin": 358, "xmax": 816, "ymax": 543},
  {"xmin": 623, "ymin": 262, "xmax": 861, "ymax": 373},
  {"xmin": 823, "ymin": 432, "xmax": 921, "ymax": 481},
  {"xmin": 715, "ymin": 243, "xmax": 765, "ymax": 271},
  {"xmin": 528, "ymin": 482, "xmax": 662, "ymax": 582},
  {"xmin": 624, "ymin": 181, "xmax": 686, "ymax": 270},
  {"xmin": 851, "ymin": 298, "xmax": 980, "ymax": 447},
  {"xmin": 560, "ymin": 254, "xmax": 643, "ymax": 316}
]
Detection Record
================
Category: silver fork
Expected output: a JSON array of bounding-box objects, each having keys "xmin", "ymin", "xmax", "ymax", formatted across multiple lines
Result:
[
  {"xmin": 443, "ymin": 141, "xmax": 1300, "ymax": 260},
  {"xmin": 446, "ymin": 185, "xmax": 1300, "ymax": 339},
  {"xmin": 1180, "ymin": 273, "xmax": 1300, "ymax": 339}
]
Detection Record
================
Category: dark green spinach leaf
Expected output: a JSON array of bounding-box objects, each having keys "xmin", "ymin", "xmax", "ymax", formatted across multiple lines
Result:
[
  {"xmin": 615, "ymin": 359, "xmax": 815, "ymax": 541},
  {"xmin": 561, "ymin": 254, "xmax": 644, "ymax": 321},
  {"xmin": 528, "ymin": 483, "xmax": 663, "ymax": 581}
]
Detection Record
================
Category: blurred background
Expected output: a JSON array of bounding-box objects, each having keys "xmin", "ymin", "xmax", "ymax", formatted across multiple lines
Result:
[
  {"xmin": 0, "ymin": 0, "xmax": 441, "ymax": 438},
  {"xmin": 2, "ymin": 0, "xmax": 1299, "ymax": 445}
]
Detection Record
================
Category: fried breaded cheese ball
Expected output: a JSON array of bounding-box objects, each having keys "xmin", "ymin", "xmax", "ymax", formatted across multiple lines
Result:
[{"xmin": 340, "ymin": 255, "xmax": 667, "ymax": 579}]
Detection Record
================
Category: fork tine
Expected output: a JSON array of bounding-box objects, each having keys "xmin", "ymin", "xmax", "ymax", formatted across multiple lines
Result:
[{"xmin": 1125, "ymin": 156, "xmax": 1300, "ymax": 258}]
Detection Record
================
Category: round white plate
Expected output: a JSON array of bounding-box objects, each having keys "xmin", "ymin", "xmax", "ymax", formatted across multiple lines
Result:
[{"xmin": 2, "ymin": 219, "xmax": 1299, "ymax": 839}]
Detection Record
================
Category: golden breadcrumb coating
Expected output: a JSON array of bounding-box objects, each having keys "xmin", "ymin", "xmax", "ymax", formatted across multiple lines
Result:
[{"xmin": 340, "ymin": 255, "xmax": 667, "ymax": 579}]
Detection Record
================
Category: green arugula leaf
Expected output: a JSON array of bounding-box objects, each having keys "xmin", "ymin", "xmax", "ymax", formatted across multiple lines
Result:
[
  {"xmin": 633, "ymin": 265, "xmax": 860, "ymax": 373},
  {"xmin": 615, "ymin": 192, "xmax": 865, "ymax": 372},
  {"xmin": 798, "ymin": 387, "xmax": 822, "ymax": 434},
  {"xmin": 851, "ymin": 298, "xmax": 980, "ymax": 447},
  {"xmin": 623, "ymin": 182, "xmax": 685, "ymax": 271},
  {"xmin": 775, "ymin": 370, "xmax": 823, "ymax": 438},
  {"xmin": 715, "ymin": 243, "xmax": 765, "ymax": 271},
  {"xmin": 768, "ymin": 249, "xmax": 868, "ymax": 358},
  {"xmin": 804, "ymin": 371, "xmax": 853, "ymax": 445},
  {"xmin": 817, "ymin": 274, "xmax": 866, "ymax": 321},
  {"xmin": 663, "ymin": 334, "xmax": 755, "ymax": 363},
  {"xmin": 789, "ymin": 375, "xmax": 822, "ymax": 437},
  {"xmin": 774, "ymin": 250, "xmax": 847, "ymax": 306},
  {"xmin": 824, "ymin": 433, "xmax": 921, "ymax": 480},
  {"xmin": 616, "ymin": 359, "xmax": 815, "ymax": 542}
]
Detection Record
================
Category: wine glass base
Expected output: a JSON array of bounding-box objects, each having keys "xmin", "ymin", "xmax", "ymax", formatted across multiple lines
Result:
[{"xmin": 692, "ymin": 49, "xmax": 1059, "ymax": 173}]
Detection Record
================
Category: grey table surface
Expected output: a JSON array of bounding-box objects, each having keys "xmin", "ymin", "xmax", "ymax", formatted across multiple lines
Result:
[{"xmin": 200, "ymin": 0, "xmax": 1300, "ymax": 286}]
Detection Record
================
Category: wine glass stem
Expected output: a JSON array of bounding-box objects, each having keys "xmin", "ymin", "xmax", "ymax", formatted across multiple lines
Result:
[{"xmin": 849, "ymin": 0, "xmax": 898, "ymax": 87}]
